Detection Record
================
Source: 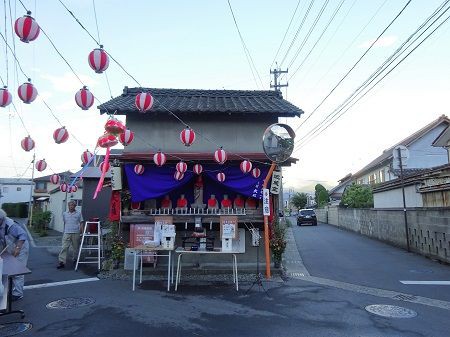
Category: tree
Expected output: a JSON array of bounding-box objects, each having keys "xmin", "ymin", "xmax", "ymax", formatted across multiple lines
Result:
[
  {"xmin": 341, "ymin": 183, "xmax": 374, "ymax": 208},
  {"xmin": 291, "ymin": 192, "xmax": 308, "ymax": 210},
  {"xmin": 315, "ymin": 184, "xmax": 329, "ymax": 207}
]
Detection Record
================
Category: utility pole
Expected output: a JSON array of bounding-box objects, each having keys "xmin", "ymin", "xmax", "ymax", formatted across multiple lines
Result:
[
  {"xmin": 27, "ymin": 152, "xmax": 36, "ymax": 228},
  {"xmin": 397, "ymin": 147, "xmax": 410, "ymax": 252},
  {"xmin": 270, "ymin": 68, "xmax": 288, "ymax": 92}
]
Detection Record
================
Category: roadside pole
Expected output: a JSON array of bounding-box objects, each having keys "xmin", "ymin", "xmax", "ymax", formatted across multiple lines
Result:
[
  {"xmin": 397, "ymin": 147, "xmax": 410, "ymax": 252},
  {"xmin": 263, "ymin": 162, "xmax": 276, "ymax": 279},
  {"xmin": 27, "ymin": 152, "xmax": 36, "ymax": 228}
]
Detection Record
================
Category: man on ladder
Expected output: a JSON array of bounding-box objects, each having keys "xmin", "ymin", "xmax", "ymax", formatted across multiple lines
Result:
[{"xmin": 57, "ymin": 200, "xmax": 83, "ymax": 269}]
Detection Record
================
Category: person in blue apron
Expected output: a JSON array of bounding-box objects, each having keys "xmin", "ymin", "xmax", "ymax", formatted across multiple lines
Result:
[{"xmin": 0, "ymin": 209, "xmax": 30, "ymax": 301}]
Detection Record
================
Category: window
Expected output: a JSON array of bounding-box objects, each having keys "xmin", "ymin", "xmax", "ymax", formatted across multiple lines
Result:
[
  {"xmin": 357, "ymin": 179, "xmax": 364, "ymax": 185},
  {"xmin": 379, "ymin": 169, "xmax": 385, "ymax": 183},
  {"xmin": 368, "ymin": 173, "xmax": 378, "ymax": 185},
  {"xmin": 35, "ymin": 181, "xmax": 47, "ymax": 190},
  {"xmin": 17, "ymin": 187, "xmax": 21, "ymax": 191},
  {"xmin": 2, "ymin": 187, "xmax": 8, "ymax": 193}
]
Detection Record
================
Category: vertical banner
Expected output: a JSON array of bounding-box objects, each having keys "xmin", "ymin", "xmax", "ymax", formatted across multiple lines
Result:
[
  {"xmin": 270, "ymin": 171, "xmax": 282, "ymax": 194},
  {"xmin": 108, "ymin": 190, "xmax": 121, "ymax": 222},
  {"xmin": 111, "ymin": 166, "xmax": 122, "ymax": 190},
  {"xmin": 263, "ymin": 188, "xmax": 270, "ymax": 216}
]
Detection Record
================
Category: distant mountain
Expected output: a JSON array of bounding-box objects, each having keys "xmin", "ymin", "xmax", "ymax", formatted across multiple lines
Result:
[{"xmin": 285, "ymin": 181, "xmax": 334, "ymax": 194}]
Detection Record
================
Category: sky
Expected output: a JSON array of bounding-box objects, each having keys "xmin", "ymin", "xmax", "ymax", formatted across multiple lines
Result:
[{"xmin": 1, "ymin": 0, "xmax": 449, "ymax": 192}]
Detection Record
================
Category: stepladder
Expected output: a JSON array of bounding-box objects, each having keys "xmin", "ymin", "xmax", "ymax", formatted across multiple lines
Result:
[{"xmin": 75, "ymin": 221, "xmax": 101, "ymax": 271}]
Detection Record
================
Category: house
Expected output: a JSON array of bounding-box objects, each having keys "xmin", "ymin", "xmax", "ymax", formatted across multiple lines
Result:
[
  {"xmin": 328, "ymin": 173, "xmax": 352, "ymax": 205},
  {"xmin": 33, "ymin": 171, "xmax": 73, "ymax": 212},
  {"xmin": 0, "ymin": 178, "xmax": 33, "ymax": 208},
  {"xmin": 48, "ymin": 182, "xmax": 83, "ymax": 232}
]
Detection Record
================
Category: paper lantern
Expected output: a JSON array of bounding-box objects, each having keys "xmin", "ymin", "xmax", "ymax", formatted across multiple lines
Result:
[
  {"xmin": 35, "ymin": 159, "xmax": 47, "ymax": 172},
  {"xmin": 75, "ymin": 86, "xmax": 94, "ymax": 110},
  {"xmin": 180, "ymin": 127, "xmax": 195, "ymax": 146},
  {"xmin": 53, "ymin": 127, "xmax": 69, "ymax": 144},
  {"xmin": 99, "ymin": 160, "xmax": 110, "ymax": 172},
  {"xmin": 97, "ymin": 133, "xmax": 118, "ymax": 148},
  {"xmin": 50, "ymin": 174, "xmax": 60, "ymax": 184},
  {"xmin": 176, "ymin": 161, "xmax": 187, "ymax": 173},
  {"xmin": 104, "ymin": 118, "xmax": 125, "ymax": 135},
  {"xmin": 153, "ymin": 151, "xmax": 167, "ymax": 167},
  {"xmin": 135, "ymin": 92, "xmax": 154, "ymax": 112},
  {"xmin": 252, "ymin": 167, "xmax": 261, "ymax": 178},
  {"xmin": 216, "ymin": 172, "xmax": 226, "ymax": 182},
  {"xmin": 21, "ymin": 136, "xmax": 35, "ymax": 152},
  {"xmin": 174, "ymin": 171, "xmax": 184, "ymax": 181},
  {"xmin": 134, "ymin": 164, "xmax": 145, "ymax": 175},
  {"xmin": 81, "ymin": 150, "xmax": 94, "ymax": 165},
  {"xmin": 70, "ymin": 185, "xmax": 78, "ymax": 193},
  {"xmin": 14, "ymin": 11, "xmax": 40, "ymax": 43},
  {"xmin": 119, "ymin": 129, "xmax": 134, "ymax": 146},
  {"xmin": 214, "ymin": 148, "xmax": 227, "ymax": 164},
  {"xmin": 88, "ymin": 47, "xmax": 109, "ymax": 73},
  {"xmin": 18, "ymin": 80, "xmax": 37, "ymax": 104},
  {"xmin": 0, "ymin": 87, "xmax": 12, "ymax": 107},
  {"xmin": 193, "ymin": 164, "xmax": 203, "ymax": 175},
  {"xmin": 60, "ymin": 183, "xmax": 68, "ymax": 192},
  {"xmin": 240, "ymin": 160, "xmax": 252, "ymax": 174}
]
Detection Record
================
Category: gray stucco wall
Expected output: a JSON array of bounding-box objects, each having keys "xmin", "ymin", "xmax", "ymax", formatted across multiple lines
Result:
[{"xmin": 316, "ymin": 207, "xmax": 450, "ymax": 263}]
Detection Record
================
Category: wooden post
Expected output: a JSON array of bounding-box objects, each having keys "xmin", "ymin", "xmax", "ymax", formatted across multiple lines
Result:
[{"xmin": 263, "ymin": 162, "xmax": 276, "ymax": 279}]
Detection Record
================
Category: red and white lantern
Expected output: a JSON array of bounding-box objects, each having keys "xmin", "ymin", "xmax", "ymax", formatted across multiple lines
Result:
[
  {"xmin": 0, "ymin": 87, "xmax": 12, "ymax": 107},
  {"xmin": 81, "ymin": 150, "xmax": 94, "ymax": 165},
  {"xmin": 193, "ymin": 164, "xmax": 203, "ymax": 175},
  {"xmin": 35, "ymin": 159, "xmax": 47, "ymax": 172},
  {"xmin": 75, "ymin": 86, "xmax": 94, "ymax": 110},
  {"xmin": 174, "ymin": 171, "xmax": 184, "ymax": 181},
  {"xmin": 88, "ymin": 47, "xmax": 109, "ymax": 73},
  {"xmin": 240, "ymin": 160, "xmax": 252, "ymax": 174},
  {"xmin": 214, "ymin": 148, "xmax": 227, "ymax": 164},
  {"xmin": 135, "ymin": 92, "xmax": 154, "ymax": 113},
  {"xmin": 18, "ymin": 81, "xmax": 37, "ymax": 104},
  {"xmin": 60, "ymin": 183, "xmax": 68, "ymax": 193},
  {"xmin": 97, "ymin": 133, "xmax": 118, "ymax": 148},
  {"xmin": 131, "ymin": 202, "xmax": 141, "ymax": 210},
  {"xmin": 180, "ymin": 127, "xmax": 195, "ymax": 146},
  {"xmin": 134, "ymin": 164, "xmax": 145, "ymax": 175},
  {"xmin": 176, "ymin": 161, "xmax": 187, "ymax": 173},
  {"xmin": 50, "ymin": 174, "xmax": 60, "ymax": 185},
  {"xmin": 104, "ymin": 118, "xmax": 125, "ymax": 135},
  {"xmin": 119, "ymin": 129, "xmax": 134, "ymax": 146},
  {"xmin": 14, "ymin": 12, "xmax": 40, "ymax": 43},
  {"xmin": 70, "ymin": 185, "xmax": 78, "ymax": 193},
  {"xmin": 99, "ymin": 160, "xmax": 110, "ymax": 172},
  {"xmin": 252, "ymin": 167, "xmax": 261, "ymax": 178},
  {"xmin": 53, "ymin": 127, "xmax": 69, "ymax": 144},
  {"xmin": 21, "ymin": 136, "xmax": 35, "ymax": 152},
  {"xmin": 216, "ymin": 172, "xmax": 226, "ymax": 182},
  {"xmin": 153, "ymin": 151, "xmax": 167, "ymax": 167}
]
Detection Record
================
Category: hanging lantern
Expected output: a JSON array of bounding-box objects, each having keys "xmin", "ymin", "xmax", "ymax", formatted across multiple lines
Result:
[
  {"xmin": 135, "ymin": 92, "xmax": 154, "ymax": 112},
  {"xmin": 134, "ymin": 164, "xmax": 145, "ymax": 175},
  {"xmin": 240, "ymin": 160, "xmax": 252, "ymax": 174},
  {"xmin": 214, "ymin": 147, "xmax": 227, "ymax": 164},
  {"xmin": 81, "ymin": 149, "xmax": 94, "ymax": 165},
  {"xmin": 99, "ymin": 160, "xmax": 110, "ymax": 172},
  {"xmin": 75, "ymin": 86, "xmax": 94, "ymax": 110},
  {"xmin": 60, "ymin": 182, "xmax": 68, "ymax": 193},
  {"xmin": 176, "ymin": 161, "xmax": 187, "ymax": 173},
  {"xmin": 0, "ymin": 87, "xmax": 12, "ymax": 107},
  {"xmin": 97, "ymin": 133, "xmax": 118, "ymax": 148},
  {"xmin": 180, "ymin": 127, "xmax": 196, "ymax": 146},
  {"xmin": 119, "ymin": 129, "xmax": 134, "ymax": 146},
  {"xmin": 70, "ymin": 185, "xmax": 78, "ymax": 193},
  {"xmin": 252, "ymin": 167, "xmax": 261, "ymax": 178},
  {"xmin": 104, "ymin": 118, "xmax": 125, "ymax": 135},
  {"xmin": 35, "ymin": 159, "xmax": 47, "ymax": 172},
  {"xmin": 50, "ymin": 174, "xmax": 60, "ymax": 185},
  {"xmin": 20, "ymin": 135, "xmax": 35, "ymax": 152},
  {"xmin": 153, "ymin": 151, "xmax": 167, "ymax": 166},
  {"xmin": 14, "ymin": 11, "xmax": 40, "ymax": 43},
  {"xmin": 193, "ymin": 163, "xmax": 203, "ymax": 175},
  {"xmin": 174, "ymin": 171, "xmax": 184, "ymax": 181},
  {"xmin": 216, "ymin": 172, "xmax": 226, "ymax": 182},
  {"xmin": 88, "ymin": 46, "xmax": 109, "ymax": 73},
  {"xmin": 18, "ymin": 80, "xmax": 37, "ymax": 104},
  {"xmin": 53, "ymin": 126, "xmax": 69, "ymax": 144},
  {"xmin": 131, "ymin": 201, "xmax": 141, "ymax": 210}
]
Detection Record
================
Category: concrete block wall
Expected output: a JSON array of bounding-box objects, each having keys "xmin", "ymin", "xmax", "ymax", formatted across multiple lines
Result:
[{"xmin": 318, "ymin": 206, "xmax": 450, "ymax": 263}]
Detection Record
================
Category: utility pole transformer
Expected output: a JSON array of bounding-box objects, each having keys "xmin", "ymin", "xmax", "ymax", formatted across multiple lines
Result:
[{"xmin": 270, "ymin": 68, "xmax": 288, "ymax": 92}]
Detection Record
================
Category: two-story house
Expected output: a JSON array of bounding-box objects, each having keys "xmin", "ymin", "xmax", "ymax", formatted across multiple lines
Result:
[{"xmin": 0, "ymin": 178, "xmax": 33, "ymax": 208}]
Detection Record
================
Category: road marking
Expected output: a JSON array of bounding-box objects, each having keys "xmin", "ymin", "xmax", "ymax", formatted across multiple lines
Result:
[
  {"xmin": 24, "ymin": 277, "xmax": 99, "ymax": 290},
  {"xmin": 400, "ymin": 281, "xmax": 450, "ymax": 285}
]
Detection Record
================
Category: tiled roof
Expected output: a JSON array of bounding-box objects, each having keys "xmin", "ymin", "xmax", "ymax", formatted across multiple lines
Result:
[{"xmin": 98, "ymin": 87, "xmax": 304, "ymax": 117}]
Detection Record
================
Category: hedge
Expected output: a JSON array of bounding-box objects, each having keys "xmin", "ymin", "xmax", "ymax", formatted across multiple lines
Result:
[{"xmin": 1, "ymin": 202, "xmax": 29, "ymax": 218}]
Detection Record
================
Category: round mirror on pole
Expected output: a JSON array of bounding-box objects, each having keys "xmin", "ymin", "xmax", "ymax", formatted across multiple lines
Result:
[{"xmin": 262, "ymin": 123, "xmax": 296, "ymax": 163}]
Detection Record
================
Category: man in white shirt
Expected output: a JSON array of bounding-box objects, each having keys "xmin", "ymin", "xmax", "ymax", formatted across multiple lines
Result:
[{"xmin": 57, "ymin": 200, "xmax": 83, "ymax": 269}]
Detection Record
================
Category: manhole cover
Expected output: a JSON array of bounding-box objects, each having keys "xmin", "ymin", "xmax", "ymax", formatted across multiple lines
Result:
[
  {"xmin": 46, "ymin": 297, "xmax": 95, "ymax": 309},
  {"xmin": 365, "ymin": 304, "xmax": 417, "ymax": 318},
  {"xmin": 0, "ymin": 322, "xmax": 32, "ymax": 336}
]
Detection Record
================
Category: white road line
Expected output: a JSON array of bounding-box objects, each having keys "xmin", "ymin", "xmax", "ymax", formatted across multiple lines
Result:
[
  {"xmin": 24, "ymin": 277, "xmax": 100, "ymax": 290},
  {"xmin": 400, "ymin": 281, "xmax": 450, "ymax": 285}
]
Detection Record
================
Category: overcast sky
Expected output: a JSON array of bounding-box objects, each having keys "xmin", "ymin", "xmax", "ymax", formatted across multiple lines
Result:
[{"xmin": 1, "ymin": 0, "xmax": 449, "ymax": 192}]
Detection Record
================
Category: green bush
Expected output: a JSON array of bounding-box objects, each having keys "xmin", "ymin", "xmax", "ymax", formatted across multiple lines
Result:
[
  {"xmin": 341, "ymin": 183, "xmax": 374, "ymax": 208},
  {"xmin": 1, "ymin": 203, "xmax": 29, "ymax": 218},
  {"xmin": 32, "ymin": 211, "xmax": 52, "ymax": 236}
]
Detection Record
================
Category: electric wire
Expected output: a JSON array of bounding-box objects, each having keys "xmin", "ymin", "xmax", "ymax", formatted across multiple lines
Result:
[
  {"xmin": 3, "ymin": 0, "xmax": 9, "ymax": 86},
  {"xmin": 8, "ymin": 114, "xmax": 19, "ymax": 176}
]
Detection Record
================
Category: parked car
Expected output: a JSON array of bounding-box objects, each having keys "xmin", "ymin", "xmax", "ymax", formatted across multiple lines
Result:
[{"xmin": 297, "ymin": 209, "xmax": 317, "ymax": 226}]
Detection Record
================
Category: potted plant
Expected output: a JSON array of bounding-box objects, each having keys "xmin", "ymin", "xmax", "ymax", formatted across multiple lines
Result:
[
  {"xmin": 110, "ymin": 236, "xmax": 126, "ymax": 269},
  {"xmin": 270, "ymin": 219, "xmax": 287, "ymax": 268}
]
